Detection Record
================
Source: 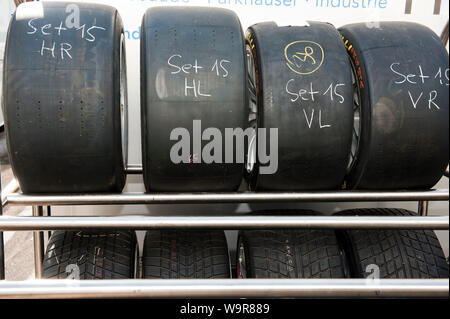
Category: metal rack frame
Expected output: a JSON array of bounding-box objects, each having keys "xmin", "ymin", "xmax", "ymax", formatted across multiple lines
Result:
[{"xmin": 0, "ymin": 165, "xmax": 448, "ymax": 298}]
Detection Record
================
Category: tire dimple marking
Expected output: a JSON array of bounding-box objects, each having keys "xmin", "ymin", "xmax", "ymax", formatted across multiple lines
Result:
[
  {"xmin": 36, "ymin": 100, "xmax": 42, "ymax": 129},
  {"xmin": 16, "ymin": 100, "xmax": 21, "ymax": 129}
]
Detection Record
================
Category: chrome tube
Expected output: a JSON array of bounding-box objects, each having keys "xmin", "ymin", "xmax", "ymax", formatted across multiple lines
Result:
[
  {"xmin": 32, "ymin": 206, "xmax": 44, "ymax": 279},
  {"xmin": 0, "ymin": 279, "xmax": 447, "ymax": 299},
  {"xmin": 0, "ymin": 215, "xmax": 448, "ymax": 231},
  {"xmin": 1, "ymin": 177, "xmax": 19, "ymax": 203},
  {"xmin": 125, "ymin": 164, "xmax": 143, "ymax": 174},
  {"xmin": 4, "ymin": 190, "xmax": 449, "ymax": 206},
  {"xmin": 418, "ymin": 200, "xmax": 429, "ymax": 216}
]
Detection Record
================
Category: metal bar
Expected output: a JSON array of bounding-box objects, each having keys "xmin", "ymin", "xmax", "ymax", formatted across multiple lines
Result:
[
  {"xmin": 434, "ymin": 0, "xmax": 442, "ymax": 15},
  {"xmin": 1, "ymin": 177, "xmax": 19, "ymax": 203},
  {"xmin": 418, "ymin": 200, "xmax": 429, "ymax": 216},
  {"xmin": 4, "ymin": 190, "xmax": 448, "ymax": 206},
  {"xmin": 32, "ymin": 206, "xmax": 44, "ymax": 279},
  {"xmin": 405, "ymin": 0, "xmax": 413, "ymax": 14},
  {"xmin": 125, "ymin": 164, "xmax": 143, "ymax": 174},
  {"xmin": 445, "ymin": 165, "xmax": 449, "ymax": 178},
  {"xmin": 46, "ymin": 206, "xmax": 52, "ymax": 240},
  {"xmin": 0, "ymin": 279, "xmax": 447, "ymax": 299},
  {"xmin": 0, "ymin": 215, "xmax": 448, "ymax": 231}
]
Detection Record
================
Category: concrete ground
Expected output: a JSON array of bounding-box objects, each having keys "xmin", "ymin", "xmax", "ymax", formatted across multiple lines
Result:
[{"xmin": 1, "ymin": 140, "xmax": 35, "ymax": 280}]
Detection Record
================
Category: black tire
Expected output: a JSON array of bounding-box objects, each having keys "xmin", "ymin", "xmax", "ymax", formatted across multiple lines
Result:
[
  {"xmin": 43, "ymin": 230, "xmax": 138, "ymax": 279},
  {"xmin": 340, "ymin": 22, "xmax": 449, "ymax": 189},
  {"xmin": 247, "ymin": 22, "xmax": 353, "ymax": 190},
  {"xmin": 143, "ymin": 230, "xmax": 230, "ymax": 279},
  {"xmin": 2, "ymin": 2, "xmax": 127, "ymax": 193},
  {"xmin": 140, "ymin": 7, "xmax": 247, "ymax": 192},
  {"xmin": 336, "ymin": 208, "xmax": 449, "ymax": 278},
  {"xmin": 238, "ymin": 229, "xmax": 349, "ymax": 278}
]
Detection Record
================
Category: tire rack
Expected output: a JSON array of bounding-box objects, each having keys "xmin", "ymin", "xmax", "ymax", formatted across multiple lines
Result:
[{"xmin": 0, "ymin": 165, "xmax": 448, "ymax": 298}]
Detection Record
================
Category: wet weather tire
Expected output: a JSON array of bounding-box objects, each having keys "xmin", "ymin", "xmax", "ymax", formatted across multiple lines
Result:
[
  {"xmin": 340, "ymin": 22, "xmax": 449, "ymax": 189},
  {"xmin": 140, "ymin": 7, "xmax": 247, "ymax": 192},
  {"xmin": 2, "ymin": 2, "xmax": 127, "ymax": 193},
  {"xmin": 42, "ymin": 230, "xmax": 138, "ymax": 279},
  {"xmin": 142, "ymin": 230, "xmax": 230, "ymax": 279},
  {"xmin": 237, "ymin": 229, "xmax": 349, "ymax": 278},
  {"xmin": 336, "ymin": 209, "xmax": 449, "ymax": 278},
  {"xmin": 247, "ymin": 22, "xmax": 354, "ymax": 190}
]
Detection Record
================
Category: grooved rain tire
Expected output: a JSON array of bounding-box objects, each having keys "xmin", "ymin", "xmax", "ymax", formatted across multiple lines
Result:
[
  {"xmin": 143, "ymin": 230, "xmax": 230, "ymax": 279},
  {"xmin": 140, "ymin": 7, "xmax": 247, "ymax": 192},
  {"xmin": 340, "ymin": 22, "xmax": 449, "ymax": 189},
  {"xmin": 238, "ymin": 229, "xmax": 349, "ymax": 278},
  {"xmin": 2, "ymin": 2, "xmax": 127, "ymax": 193},
  {"xmin": 43, "ymin": 230, "xmax": 138, "ymax": 279},
  {"xmin": 336, "ymin": 209, "xmax": 449, "ymax": 278},
  {"xmin": 247, "ymin": 22, "xmax": 353, "ymax": 190}
]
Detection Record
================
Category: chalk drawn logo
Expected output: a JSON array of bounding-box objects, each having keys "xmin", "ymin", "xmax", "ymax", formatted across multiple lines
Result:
[{"xmin": 284, "ymin": 41, "xmax": 324, "ymax": 75}]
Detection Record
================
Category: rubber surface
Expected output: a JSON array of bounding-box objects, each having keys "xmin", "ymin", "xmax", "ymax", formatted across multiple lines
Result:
[
  {"xmin": 247, "ymin": 22, "xmax": 353, "ymax": 190},
  {"xmin": 340, "ymin": 22, "xmax": 449, "ymax": 189},
  {"xmin": 336, "ymin": 208, "xmax": 449, "ymax": 278},
  {"xmin": 143, "ymin": 230, "xmax": 230, "ymax": 279},
  {"xmin": 238, "ymin": 209, "xmax": 351, "ymax": 279},
  {"xmin": 2, "ymin": 2, "xmax": 126, "ymax": 193},
  {"xmin": 238, "ymin": 228, "xmax": 349, "ymax": 278},
  {"xmin": 43, "ymin": 230, "xmax": 137, "ymax": 279},
  {"xmin": 140, "ymin": 7, "xmax": 247, "ymax": 192}
]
